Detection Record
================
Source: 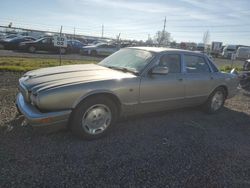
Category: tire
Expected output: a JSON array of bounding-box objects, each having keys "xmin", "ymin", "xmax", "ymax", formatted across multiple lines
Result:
[
  {"xmin": 204, "ymin": 87, "xmax": 226, "ymax": 113},
  {"xmin": 28, "ymin": 46, "xmax": 36, "ymax": 53},
  {"xmin": 59, "ymin": 48, "xmax": 66, "ymax": 54},
  {"xmin": 90, "ymin": 50, "xmax": 97, "ymax": 56},
  {"xmin": 70, "ymin": 96, "xmax": 118, "ymax": 140}
]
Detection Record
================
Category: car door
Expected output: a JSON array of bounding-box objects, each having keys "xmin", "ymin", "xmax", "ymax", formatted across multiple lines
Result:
[
  {"xmin": 40, "ymin": 38, "xmax": 54, "ymax": 52},
  {"xmin": 106, "ymin": 45, "xmax": 117, "ymax": 55},
  {"xmin": 139, "ymin": 53, "xmax": 185, "ymax": 113},
  {"xmin": 96, "ymin": 44, "xmax": 107, "ymax": 55},
  {"xmin": 39, "ymin": 38, "xmax": 49, "ymax": 51},
  {"xmin": 183, "ymin": 54, "xmax": 214, "ymax": 105}
]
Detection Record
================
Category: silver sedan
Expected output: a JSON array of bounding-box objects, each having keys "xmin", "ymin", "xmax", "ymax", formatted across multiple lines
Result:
[{"xmin": 16, "ymin": 47, "xmax": 239, "ymax": 139}]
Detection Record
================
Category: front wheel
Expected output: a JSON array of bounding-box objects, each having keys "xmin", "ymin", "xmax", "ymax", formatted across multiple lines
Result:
[
  {"xmin": 70, "ymin": 96, "xmax": 118, "ymax": 139},
  {"xmin": 204, "ymin": 87, "xmax": 226, "ymax": 113}
]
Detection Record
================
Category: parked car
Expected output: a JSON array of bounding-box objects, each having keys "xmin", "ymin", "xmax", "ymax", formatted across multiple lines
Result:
[
  {"xmin": 16, "ymin": 47, "xmax": 239, "ymax": 139},
  {"xmin": 80, "ymin": 43, "xmax": 119, "ymax": 56},
  {"xmin": 67, "ymin": 40, "xmax": 87, "ymax": 53},
  {"xmin": 238, "ymin": 59, "xmax": 250, "ymax": 90},
  {"xmin": 236, "ymin": 47, "xmax": 250, "ymax": 60},
  {"xmin": 4, "ymin": 34, "xmax": 19, "ymax": 39},
  {"xmin": 0, "ymin": 36, "xmax": 36, "ymax": 50},
  {"xmin": 0, "ymin": 33, "xmax": 7, "ymax": 39},
  {"xmin": 19, "ymin": 37, "xmax": 67, "ymax": 54}
]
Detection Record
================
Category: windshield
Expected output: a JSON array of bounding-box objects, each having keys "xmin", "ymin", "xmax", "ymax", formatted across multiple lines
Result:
[{"xmin": 98, "ymin": 48, "xmax": 154, "ymax": 73}]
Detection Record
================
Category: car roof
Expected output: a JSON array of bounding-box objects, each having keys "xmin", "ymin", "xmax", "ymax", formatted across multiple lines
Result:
[{"xmin": 128, "ymin": 46, "xmax": 203, "ymax": 55}]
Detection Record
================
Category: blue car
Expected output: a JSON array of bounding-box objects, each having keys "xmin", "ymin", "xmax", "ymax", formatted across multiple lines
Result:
[{"xmin": 67, "ymin": 40, "xmax": 87, "ymax": 53}]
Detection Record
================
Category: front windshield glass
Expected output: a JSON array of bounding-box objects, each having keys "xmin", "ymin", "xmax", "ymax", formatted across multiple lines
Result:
[{"xmin": 98, "ymin": 48, "xmax": 154, "ymax": 73}]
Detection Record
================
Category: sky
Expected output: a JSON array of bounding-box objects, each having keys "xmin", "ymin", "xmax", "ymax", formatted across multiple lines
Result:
[{"xmin": 0, "ymin": 0, "xmax": 250, "ymax": 45}]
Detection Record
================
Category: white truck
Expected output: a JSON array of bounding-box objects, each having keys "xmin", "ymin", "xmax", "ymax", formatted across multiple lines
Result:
[{"xmin": 222, "ymin": 45, "xmax": 237, "ymax": 59}]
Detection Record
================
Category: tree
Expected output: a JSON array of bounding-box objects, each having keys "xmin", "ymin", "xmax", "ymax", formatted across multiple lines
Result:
[
  {"xmin": 154, "ymin": 30, "xmax": 171, "ymax": 47},
  {"xmin": 145, "ymin": 35, "xmax": 153, "ymax": 46}
]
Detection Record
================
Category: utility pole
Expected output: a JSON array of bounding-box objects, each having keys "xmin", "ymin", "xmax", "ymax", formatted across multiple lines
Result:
[
  {"xmin": 163, "ymin": 16, "xmax": 166, "ymax": 33},
  {"xmin": 74, "ymin": 27, "xmax": 75, "ymax": 39},
  {"xmin": 101, "ymin": 24, "xmax": 104, "ymax": 38},
  {"xmin": 59, "ymin": 25, "xmax": 62, "ymax": 66},
  {"xmin": 117, "ymin": 33, "xmax": 121, "ymax": 48},
  {"xmin": 160, "ymin": 16, "xmax": 166, "ymax": 46}
]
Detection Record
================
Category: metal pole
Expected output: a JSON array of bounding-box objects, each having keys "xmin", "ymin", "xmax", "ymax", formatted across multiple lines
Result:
[
  {"xmin": 74, "ymin": 27, "xmax": 75, "ymax": 39},
  {"xmin": 102, "ymin": 24, "xmax": 104, "ymax": 38},
  {"xmin": 59, "ymin": 25, "xmax": 62, "ymax": 66}
]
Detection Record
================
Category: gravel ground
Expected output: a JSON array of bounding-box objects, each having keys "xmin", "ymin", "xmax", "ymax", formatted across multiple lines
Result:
[{"xmin": 0, "ymin": 71, "xmax": 250, "ymax": 187}]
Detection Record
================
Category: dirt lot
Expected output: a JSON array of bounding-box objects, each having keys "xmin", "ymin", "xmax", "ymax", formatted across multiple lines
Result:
[{"xmin": 0, "ymin": 71, "xmax": 250, "ymax": 187}]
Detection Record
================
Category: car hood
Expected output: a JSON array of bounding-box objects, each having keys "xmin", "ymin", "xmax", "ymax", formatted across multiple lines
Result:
[{"xmin": 20, "ymin": 64, "xmax": 135, "ymax": 93}]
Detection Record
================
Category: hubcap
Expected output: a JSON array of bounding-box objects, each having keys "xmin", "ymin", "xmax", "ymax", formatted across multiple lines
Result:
[
  {"xmin": 82, "ymin": 104, "xmax": 111, "ymax": 135},
  {"xmin": 211, "ymin": 91, "xmax": 224, "ymax": 111}
]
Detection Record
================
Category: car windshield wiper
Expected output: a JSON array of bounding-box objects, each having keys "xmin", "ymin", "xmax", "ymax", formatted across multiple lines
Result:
[{"xmin": 107, "ymin": 66, "xmax": 138, "ymax": 75}]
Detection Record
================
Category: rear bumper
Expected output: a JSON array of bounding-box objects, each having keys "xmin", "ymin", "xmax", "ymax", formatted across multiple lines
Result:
[{"xmin": 16, "ymin": 93, "xmax": 71, "ymax": 130}]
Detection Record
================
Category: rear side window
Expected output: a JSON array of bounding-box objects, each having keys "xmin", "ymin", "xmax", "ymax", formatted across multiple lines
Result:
[
  {"xmin": 159, "ymin": 54, "xmax": 181, "ymax": 73},
  {"xmin": 184, "ymin": 55, "xmax": 210, "ymax": 73}
]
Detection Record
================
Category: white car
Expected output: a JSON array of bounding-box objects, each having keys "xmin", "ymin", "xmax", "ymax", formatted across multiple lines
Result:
[{"xmin": 80, "ymin": 43, "xmax": 119, "ymax": 56}]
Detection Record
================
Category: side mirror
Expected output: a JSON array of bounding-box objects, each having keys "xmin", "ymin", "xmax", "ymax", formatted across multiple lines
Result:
[{"xmin": 151, "ymin": 66, "xmax": 169, "ymax": 75}]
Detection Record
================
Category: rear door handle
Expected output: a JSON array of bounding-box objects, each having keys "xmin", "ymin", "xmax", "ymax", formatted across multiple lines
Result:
[{"xmin": 178, "ymin": 78, "xmax": 183, "ymax": 81}]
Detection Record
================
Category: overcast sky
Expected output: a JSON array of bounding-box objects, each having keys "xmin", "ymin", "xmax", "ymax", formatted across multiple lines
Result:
[{"xmin": 1, "ymin": 0, "xmax": 250, "ymax": 45}]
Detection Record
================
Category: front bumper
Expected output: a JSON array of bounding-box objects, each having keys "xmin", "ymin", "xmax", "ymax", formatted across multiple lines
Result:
[
  {"xmin": 16, "ymin": 93, "xmax": 72, "ymax": 129},
  {"xmin": 227, "ymin": 86, "xmax": 240, "ymax": 99}
]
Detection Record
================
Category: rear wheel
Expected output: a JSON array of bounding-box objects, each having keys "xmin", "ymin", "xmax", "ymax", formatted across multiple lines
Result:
[
  {"xmin": 28, "ymin": 46, "xmax": 36, "ymax": 53},
  {"xmin": 70, "ymin": 96, "xmax": 118, "ymax": 139},
  {"xmin": 204, "ymin": 87, "xmax": 226, "ymax": 113}
]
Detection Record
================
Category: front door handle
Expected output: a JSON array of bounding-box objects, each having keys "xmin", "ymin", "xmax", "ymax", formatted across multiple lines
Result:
[{"xmin": 178, "ymin": 78, "xmax": 183, "ymax": 81}]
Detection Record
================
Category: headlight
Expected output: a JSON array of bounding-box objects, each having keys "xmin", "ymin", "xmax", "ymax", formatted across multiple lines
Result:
[{"xmin": 30, "ymin": 93, "xmax": 39, "ymax": 106}]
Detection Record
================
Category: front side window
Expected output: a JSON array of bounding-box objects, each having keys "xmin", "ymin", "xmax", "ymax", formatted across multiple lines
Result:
[
  {"xmin": 207, "ymin": 58, "xmax": 219, "ymax": 72},
  {"xmin": 184, "ymin": 55, "xmax": 210, "ymax": 73},
  {"xmin": 159, "ymin": 54, "xmax": 181, "ymax": 73}
]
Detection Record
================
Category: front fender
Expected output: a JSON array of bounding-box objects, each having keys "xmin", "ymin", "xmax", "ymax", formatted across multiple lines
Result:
[{"xmin": 72, "ymin": 90, "xmax": 121, "ymax": 109}]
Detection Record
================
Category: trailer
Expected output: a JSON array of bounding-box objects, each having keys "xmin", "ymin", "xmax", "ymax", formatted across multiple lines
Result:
[{"xmin": 211, "ymin": 42, "xmax": 223, "ymax": 57}]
